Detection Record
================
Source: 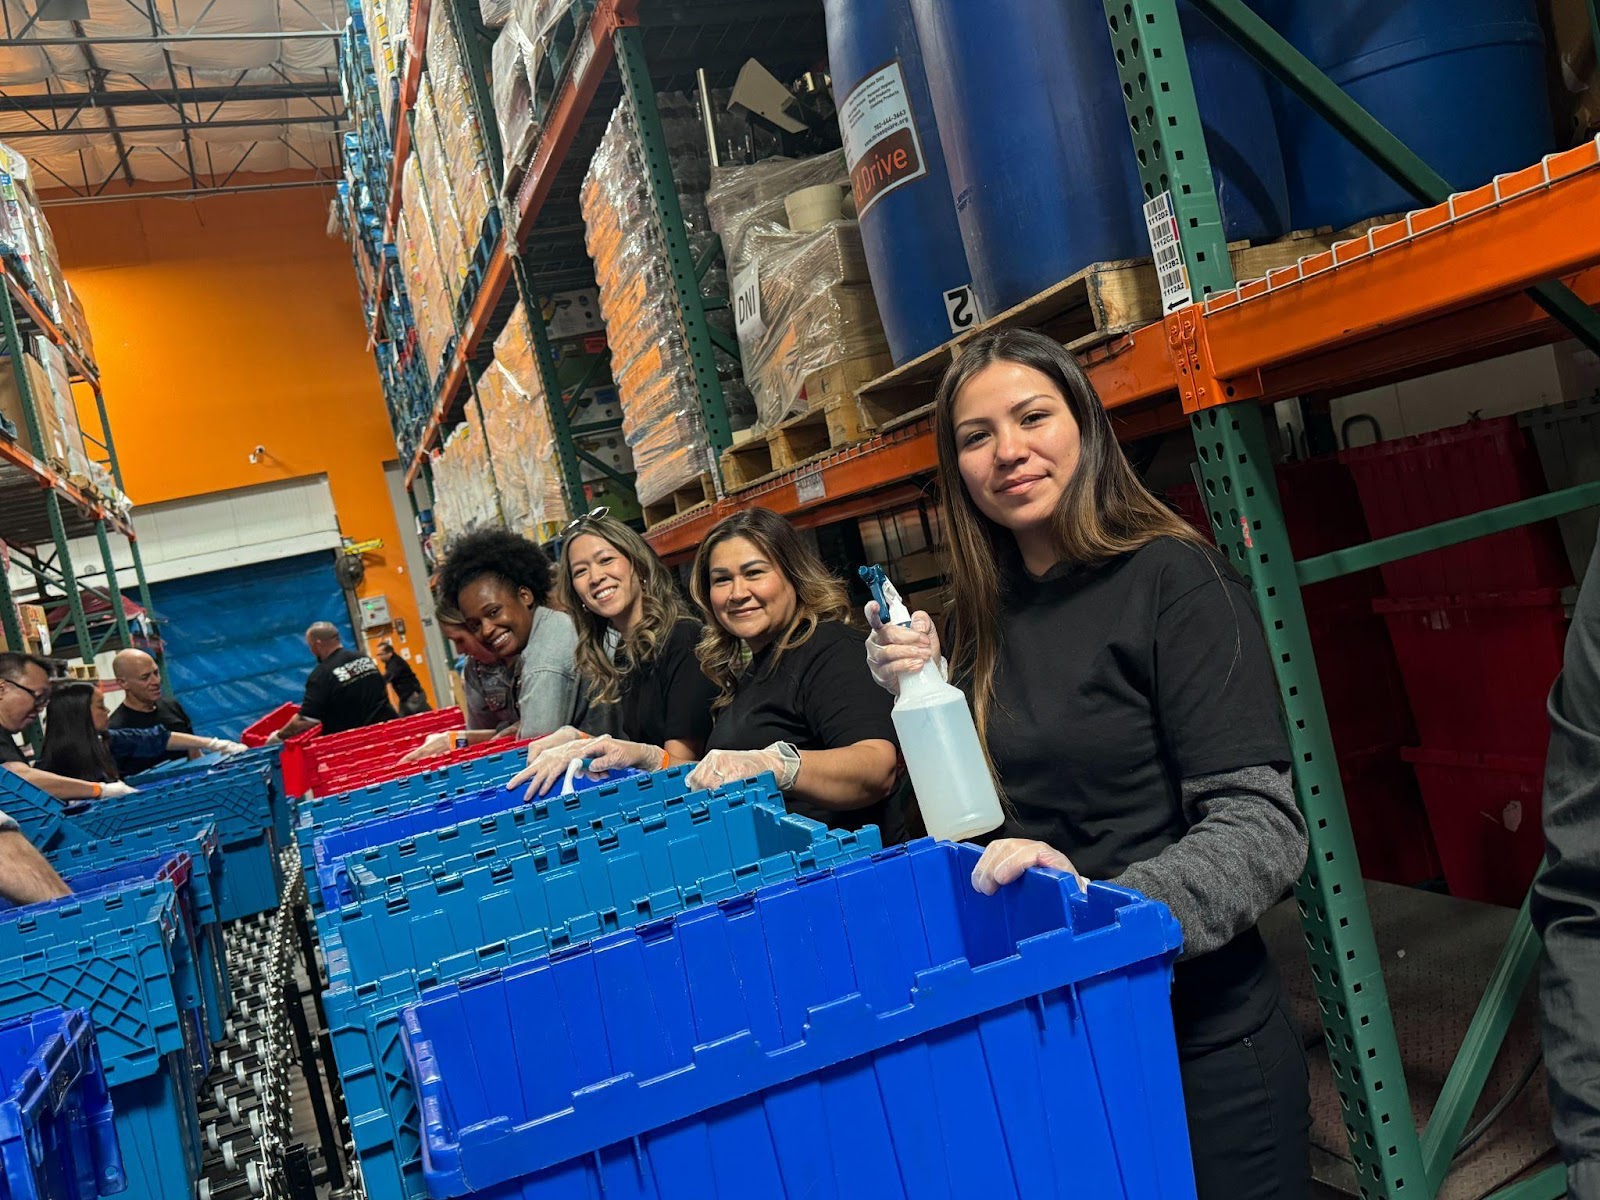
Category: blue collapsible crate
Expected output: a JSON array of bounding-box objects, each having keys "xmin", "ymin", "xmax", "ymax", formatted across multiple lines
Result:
[
  {"xmin": 403, "ymin": 839, "xmax": 1193, "ymax": 1200},
  {"xmin": 136, "ymin": 748, "xmax": 291, "ymax": 856},
  {"xmin": 324, "ymin": 786, "xmax": 869, "ymax": 989},
  {"xmin": 0, "ymin": 768, "xmax": 82, "ymax": 851},
  {"xmin": 0, "ymin": 1007, "xmax": 122, "ymax": 1200},
  {"xmin": 315, "ymin": 766, "xmax": 660, "ymax": 909},
  {"xmin": 69, "ymin": 769, "xmax": 281, "ymax": 920},
  {"xmin": 322, "ymin": 785, "xmax": 881, "ymax": 1200},
  {"xmin": 107, "ymin": 1053, "xmax": 198, "ymax": 1200},
  {"xmin": 47, "ymin": 821, "xmax": 231, "ymax": 1032}
]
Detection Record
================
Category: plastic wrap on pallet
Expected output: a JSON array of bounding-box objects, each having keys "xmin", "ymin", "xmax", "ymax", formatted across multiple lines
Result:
[
  {"xmin": 425, "ymin": 7, "xmax": 495, "ymax": 250},
  {"xmin": 477, "ymin": 302, "xmax": 571, "ymax": 537},
  {"xmin": 491, "ymin": 19, "xmax": 537, "ymax": 182},
  {"xmin": 412, "ymin": 77, "xmax": 471, "ymax": 298},
  {"xmin": 429, "ymin": 403, "xmax": 500, "ymax": 549},
  {"xmin": 705, "ymin": 151, "xmax": 850, "ymax": 272},
  {"xmin": 581, "ymin": 97, "xmax": 719, "ymax": 508},
  {"xmin": 396, "ymin": 166, "xmax": 451, "ymax": 379},
  {"xmin": 478, "ymin": 0, "xmax": 510, "ymax": 28},
  {"xmin": 0, "ymin": 144, "xmax": 94, "ymax": 373}
]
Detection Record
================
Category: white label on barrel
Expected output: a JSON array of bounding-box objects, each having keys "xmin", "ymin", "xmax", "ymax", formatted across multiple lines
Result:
[
  {"xmin": 1143, "ymin": 191, "xmax": 1193, "ymax": 313},
  {"xmin": 840, "ymin": 60, "xmax": 928, "ymax": 218},
  {"xmin": 732, "ymin": 262, "xmax": 766, "ymax": 343},
  {"xmin": 944, "ymin": 284, "xmax": 978, "ymax": 334}
]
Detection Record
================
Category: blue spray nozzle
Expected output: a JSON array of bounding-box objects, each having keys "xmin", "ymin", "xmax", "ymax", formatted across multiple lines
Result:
[{"xmin": 859, "ymin": 564, "xmax": 911, "ymax": 626}]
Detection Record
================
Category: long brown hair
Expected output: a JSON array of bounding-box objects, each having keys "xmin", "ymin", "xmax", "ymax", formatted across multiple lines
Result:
[
  {"xmin": 557, "ymin": 513, "xmax": 691, "ymax": 705},
  {"xmin": 690, "ymin": 506, "xmax": 852, "ymax": 710},
  {"xmin": 935, "ymin": 328, "xmax": 1204, "ymax": 744}
]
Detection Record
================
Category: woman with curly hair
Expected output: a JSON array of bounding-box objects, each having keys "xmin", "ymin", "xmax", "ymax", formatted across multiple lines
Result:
[
  {"xmin": 435, "ymin": 527, "xmax": 610, "ymax": 741},
  {"xmin": 508, "ymin": 510, "xmax": 719, "ymax": 797},
  {"xmin": 559, "ymin": 506, "xmax": 900, "ymax": 833}
]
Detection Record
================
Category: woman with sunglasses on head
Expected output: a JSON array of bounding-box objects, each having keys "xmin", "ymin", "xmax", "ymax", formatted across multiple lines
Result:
[
  {"xmin": 549, "ymin": 507, "xmax": 900, "ymax": 833},
  {"xmin": 508, "ymin": 509, "xmax": 720, "ymax": 797},
  {"xmin": 399, "ymin": 597, "xmax": 522, "ymax": 762},
  {"xmin": 865, "ymin": 329, "xmax": 1309, "ymax": 1198}
]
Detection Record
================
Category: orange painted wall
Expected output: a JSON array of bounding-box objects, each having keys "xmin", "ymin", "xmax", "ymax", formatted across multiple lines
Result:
[{"xmin": 47, "ymin": 186, "xmax": 438, "ymax": 703}]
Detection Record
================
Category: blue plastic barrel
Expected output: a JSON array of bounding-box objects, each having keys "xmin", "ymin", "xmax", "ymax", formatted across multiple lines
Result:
[
  {"xmin": 1261, "ymin": 0, "xmax": 1555, "ymax": 231},
  {"xmin": 826, "ymin": 0, "xmax": 978, "ymax": 362},
  {"xmin": 907, "ymin": 0, "xmax": 1289, "ymax": 317}
]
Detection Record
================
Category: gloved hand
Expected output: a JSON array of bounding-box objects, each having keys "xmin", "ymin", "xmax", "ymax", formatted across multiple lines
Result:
[
  {"xmin": 100, "ymin": 781, "xmax": 138, "ymax": 800},
  {"xmin": 581, "ymin": 736, "xmax": 667, "ymax": 776},
  {"xmin": 686, "ymin": 747, "xmax": 788, "ymax": 793},
  {"xmin": 864, "ymin": 601, "xmax": 946, "ymax": 697},
  {"xmin": 969, "ymin": 838, "xmax": 1086, "ymax": 894},
  {"xmin": 207, "ymin": 739, "xmax": 249, "ymax": 755},
  {"xmin": 523, "ymin": 726, "xmax": 585, "ymax": 759},
  {"xmin": 399, "ymin": 731, "xmax": 467, "ymax": 764},
  {"xmin": 506, "ymin": 736, "xmax": 603, "ymax": 800}
]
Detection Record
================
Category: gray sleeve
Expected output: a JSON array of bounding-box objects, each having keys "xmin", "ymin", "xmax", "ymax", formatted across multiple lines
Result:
[
  {"xmin": 1114, "ymin": 764, "xmax": 1307, "ymax": 960},
  {"xmin": 1531, "ymin": 540, "xmax": 1600, "ymax": 1185}
]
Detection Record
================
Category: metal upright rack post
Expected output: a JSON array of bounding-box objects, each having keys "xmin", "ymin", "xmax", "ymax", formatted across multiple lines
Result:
[{"xmin": 1104, "ymin": 2, "xmax": 1600, "ymax": 1197}]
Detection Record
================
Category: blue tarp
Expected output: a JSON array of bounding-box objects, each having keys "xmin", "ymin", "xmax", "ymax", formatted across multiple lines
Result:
[{"xmin": 150, "ymin": 551, "xmax": 357, "ymax": 739}]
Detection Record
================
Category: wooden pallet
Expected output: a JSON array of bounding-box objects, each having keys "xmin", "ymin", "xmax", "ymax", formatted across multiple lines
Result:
[
  {"xmin": 641, "ymin": 471, "xmax": 716, "ymax": 529},
  {"xmin": 849, "ymin": 216, "xmax": 1397, "ymax": 428},
  {"xmin": 720, "ymin": 353, "xmax": 895, "ymax": 490}
]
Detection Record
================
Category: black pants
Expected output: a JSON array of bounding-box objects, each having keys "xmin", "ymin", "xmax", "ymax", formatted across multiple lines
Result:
[
  {"xmin": 397, "ymin": 692, "xmax": 430, "ymax": 716},
  {"xmin": 1182, "ymin": 1001, "xmax": 1311, "ymax": 1200}
]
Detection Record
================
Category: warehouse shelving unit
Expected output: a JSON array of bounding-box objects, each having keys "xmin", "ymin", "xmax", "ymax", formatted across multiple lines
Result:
[{"xmin": 0, "ymin": 258, "xmax": 158, "ymax": 680}]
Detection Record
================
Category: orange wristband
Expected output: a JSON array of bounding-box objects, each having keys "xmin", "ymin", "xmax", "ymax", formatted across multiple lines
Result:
[
  {"xmin": 659, "ymin": 749, "xmax": 670, "ymax": 770},
  {"xmin": 91, "ymin": 783, "xmax": 102, "ymax": 799}
]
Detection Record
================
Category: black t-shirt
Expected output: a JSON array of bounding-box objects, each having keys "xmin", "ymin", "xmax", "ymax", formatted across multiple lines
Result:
[
  {"xmin": 108, "ymin": 697, "xmax": 194, "ymax": 774},
  {"xmin": 0, "ymin": 733, "xmax": 25, "ymax": 765},
  {"xmin": 978, "ymin": 537, "xmax": 1291, "ymax": 1051},
  {"xmin": 382, "ymin": 656, "xmax": 424, "ymax": 703},
  {"xmin": 617, "ymin": 619, "xmax": 718, "ymax": 751},
  {"xmin": 301, "ymin": 647, "xmax": 397, "ymax": 735},
  {"xmin": 706, "ymin": 620, "xmax": 899, "ymax": 833}
]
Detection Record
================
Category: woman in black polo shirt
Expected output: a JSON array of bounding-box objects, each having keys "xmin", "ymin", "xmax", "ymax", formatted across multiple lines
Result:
[
  {"xmin": 865, "ymin": 329, "xmax": 1310, "ymax": 1199},
  {"xmin": 508, "ymin": 510, "xmax": 719, "ymax": 797},
  {"xmin": 568, "ymin": 507, "xmax": 900, "ymax": 833}
]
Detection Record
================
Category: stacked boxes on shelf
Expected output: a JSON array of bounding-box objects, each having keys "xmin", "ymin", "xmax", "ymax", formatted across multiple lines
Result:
[
  {"xmin": 581, "ymin": 93, "xmax": 753, "ymax": 512},
  {"xmin": 1341, "ymin": 416, "xmax": 1573, "ymax": 906},
  {"xmin": 1168, "ymin": 454, "xmax": 1437, "ymax": 887},
  {"xmin": 707, "ymin": 151, "xmax": 892, "ymax": 430},
  {"xmin": 396, "ymin": 157, "xmax": 454, "ymax": 381},
  {"xmin": 427, "ymin": 396, "xmax": 500, "ymax": 548},
  {"xmin": 0, "ymin": 143, "xmax": 90, "ymax": 365}
]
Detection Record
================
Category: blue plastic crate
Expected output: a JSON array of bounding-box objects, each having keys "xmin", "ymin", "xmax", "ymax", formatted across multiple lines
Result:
[
  {"xmin": 403, "ymin": 839, "xmax": 1192, "ymax": 1200},
  {"xmin": 325, "ymin": 786, "xmax": 870, "ymax": 989},
  {"xmin": 321, "ymin": 785, "xmax": 881, "ymax": 1200},
  {"xmin": 132, "ymin": 749, "xmax": 290, "ymax": 849},
  {"xmin": 0, "ymin": 1007, "xmax": 122, "ymax": 1200},
  {"xmin": 109, "ymin": 1052, "xmax": 199, "ymax": 1200},
  {"xmin": 0, "ymin": 886, "xmax": 187, "ymax": 1087},
  {"xmin": 314, "ymin": 766, "xmax": 660, "ymax": 909},
  {"xmin": 0, "ymin": 768, "xmax": 81, "ymax": 851}
]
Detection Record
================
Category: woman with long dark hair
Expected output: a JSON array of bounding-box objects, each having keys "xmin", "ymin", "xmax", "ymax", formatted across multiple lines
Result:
[
  {"xmin": 558, "ymin": 507, "xmax": 900, "ymax": 832},
  {"xmin": 865, "ymin": 328, "xmax": 1310, "ymax": 1198},
  {"xmin": 508, "ymin": 510, "xmax": 717, "ymax": 796},
  {"xmin": 39, "ymin": 681, "xmax": 236, "ymax": 786}
]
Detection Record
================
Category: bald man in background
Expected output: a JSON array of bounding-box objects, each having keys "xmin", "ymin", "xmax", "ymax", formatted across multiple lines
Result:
[
  {"xmin": 271, "ymin": 622, "xmax": 395, "ymax": 741},
  {"xmin": 108, "ymin": 649, "xmax": 199, "ymax": 775}
]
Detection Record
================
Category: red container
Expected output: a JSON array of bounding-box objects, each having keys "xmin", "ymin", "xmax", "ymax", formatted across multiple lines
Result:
[
  {"xmin": 1375, "ymin": 590, "xmax": 1567, "ymax": 758},
  {"xmin": 1308, "ymin": 604, "xmax": 1417, "ymax": 755},
  {"xmin": 313, "ymin": 736, "xmax": 534, "ymax": 797},
  {"xmin": 241, "ymin": 702, "xmax": 310, "ymax": 748},
  {"xmin": 1341, "ymin": 745, "xmax": 1440, "ymax": 886},
  {"xmin": 1404, "ymin": 746, "xmax": 1545, "ymax": 907},
  {"xmin": 1340, "ymin": 418, "xmax": 1571, "ymax": 596}
]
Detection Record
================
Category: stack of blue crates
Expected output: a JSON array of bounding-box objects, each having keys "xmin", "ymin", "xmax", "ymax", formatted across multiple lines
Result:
[
  {"xmin": 307, "ymin": 760, "xmax": 881, "ymax": 1200},
  {"xmin": 0, "ymin": 881, "xmax": 204, "ymax": 1200},
  {"xmin": 0, "ymin": 1006, "xmax": 123, "ymax": 1200}
]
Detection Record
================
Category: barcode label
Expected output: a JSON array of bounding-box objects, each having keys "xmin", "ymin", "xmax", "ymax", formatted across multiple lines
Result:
[{"xmin": 1143, "ymin": 191, "xmax": 1193, "ymax": 313}]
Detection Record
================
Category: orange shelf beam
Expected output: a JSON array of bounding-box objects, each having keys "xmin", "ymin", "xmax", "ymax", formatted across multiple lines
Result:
[
  {"xmin": 5, "ymin": 272, "xmax": 97, "ymax": 385},
  {"xmin": 0, "ymin": 439, "xmax": 130, "ymax": 539}
]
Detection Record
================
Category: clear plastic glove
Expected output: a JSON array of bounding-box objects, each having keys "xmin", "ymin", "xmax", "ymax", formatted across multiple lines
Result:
[
  {"xmin": 970, "ymin": 838, "xmax": 1086, "ymax": 895},
  {"xmin": 864, "ymin": 600, "xmax": 946, "ymax": 697},
  {"xmin": 100, "ymin": 781, "xmax": 138, "ymax": 800},
  {"xmin": 506, "ymin": 737, "xmax": 603, "ymax": 801},
  {"xmin": 399, "ymin": 731, "xmax": 466, "ymax": 764},
  {"xmin": 524, "ymin": 726, "xmax": 584, "ymax": 758},
  {"xmin": 208, "ymin": 739, "xmax": 249, "ymax": 755},
  {"xmin": 686, "ymin": 747, "xmax": 786, "ymax": 793},
  {"xmin": 580, "ymin": 736, "xmax": 666, "ymax": 776}
]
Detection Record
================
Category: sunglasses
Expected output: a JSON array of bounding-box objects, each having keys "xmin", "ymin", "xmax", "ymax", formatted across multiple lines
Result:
[{"xmin": 560, "ymin": 506, "xmax": 610, "ymax": 538}]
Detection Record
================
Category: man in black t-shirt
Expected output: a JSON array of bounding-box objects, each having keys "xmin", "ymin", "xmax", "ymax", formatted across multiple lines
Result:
[
  {"xmin": 375, "ymin": 642, "xmax": 430, "ymax": 716},
  {"xmin": 108, "ymin": 649, "xmax": 198, "ymax": 775},
  {"xmin": 270, "ymin": 623, "xmax": 396, "ymax": 740}
]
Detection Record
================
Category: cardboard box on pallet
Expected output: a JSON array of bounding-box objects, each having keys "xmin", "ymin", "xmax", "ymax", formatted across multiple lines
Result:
[
  {"xmin": 425, "ymin": 7, "xmax": 495, "ymax": 250},
  {"xmin": 0, "ymin": 351, "xmax": 66, "ymax": 463},
  {"xmin": 475, "ymin": 302, "xmax": 572, "ymax": 539}
]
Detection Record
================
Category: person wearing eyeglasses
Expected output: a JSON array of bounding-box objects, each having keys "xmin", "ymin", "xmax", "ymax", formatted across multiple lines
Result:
[
  {"xmin": 0, "ymin": 651, "xmax": 135, "ymax": 802},
  {"xmin": 508, "ymin": 509, "xmax": 720, "ymax": 797},
  {"xmin": 533, "ymin": 508, "xmax": 901, "ymax": 834},
  {"xmin": 436, "ymin": 527, "xmax": 613, "ymax": 743}
]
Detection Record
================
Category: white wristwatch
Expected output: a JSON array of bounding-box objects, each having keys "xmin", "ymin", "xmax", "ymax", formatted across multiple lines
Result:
[{"xmin": 767, "ymin": 741, "xmax": 802, "ymax": 790}]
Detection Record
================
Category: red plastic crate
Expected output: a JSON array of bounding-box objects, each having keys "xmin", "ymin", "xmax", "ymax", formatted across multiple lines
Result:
[
  {"xmin": 1375, "ymin": 590, "xmax": 1567, "ymax": 758},
  {"xmin": 310, "ymin": 736, "xmax": 533, "ymax": 797},
  {"xmin": 241, "ymin": 702, "xmax": 311, "ymax": 748},
  {"xmin": 1308, "ymin": 605, "xmax": 1417, "ymax": 756},
  {"xmin": 1404, "ymin": 746, "xmax": 1545, "ymax": 907},
  {"xmin": 1340, "ymin": 745, "xmax": 1440, "ymax": 887},
  {"xmin": 1340, "ymin": 418, "xmax": 1571, "ymax": 596}
]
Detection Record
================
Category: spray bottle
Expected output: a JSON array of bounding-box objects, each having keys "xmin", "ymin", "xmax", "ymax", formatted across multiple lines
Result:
[{"xmin": 861, "ymin": 565, "xmax": 1004, "ymax": 841}]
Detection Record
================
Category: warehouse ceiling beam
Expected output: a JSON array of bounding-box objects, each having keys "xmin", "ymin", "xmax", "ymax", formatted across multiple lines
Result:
[
  {"xmin": 70, "ymin": 23, "xmax": 134, "ymax": 188},
  {"xmin": 40, "ymin": 177, "xmax": 337, "ymax": 205},
  {"xmin": 0, "ymin": 113, "xmax": 343, "ymax": 139},
  {"xmin": 0, "ymin": 81, "xmax": 341, "ymax": 113},
  {"xmin": 0, "ymin": 29, "xmax": 339, "ymax": 46}
]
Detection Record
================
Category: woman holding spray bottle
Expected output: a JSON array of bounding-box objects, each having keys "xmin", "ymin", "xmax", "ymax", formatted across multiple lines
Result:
[{"xmin": 865, "ymin": 329, "xmax": 1310, "ymax": 1199}]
